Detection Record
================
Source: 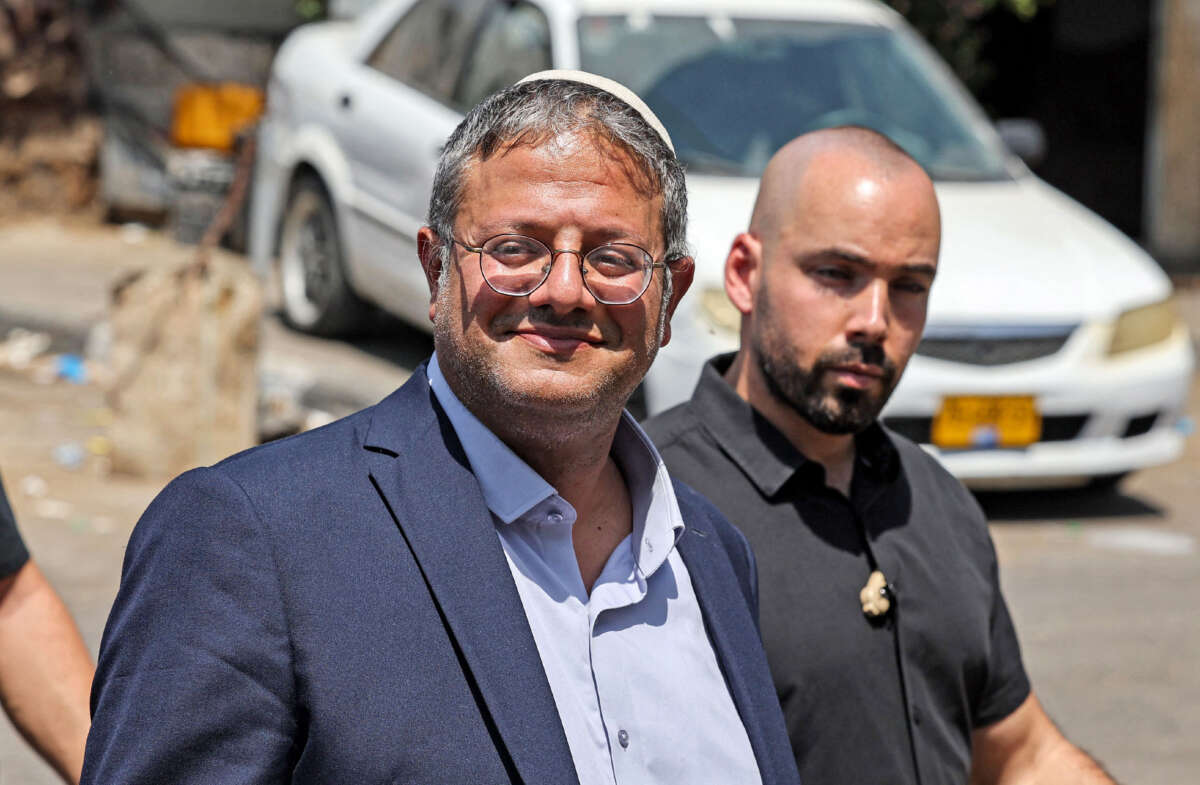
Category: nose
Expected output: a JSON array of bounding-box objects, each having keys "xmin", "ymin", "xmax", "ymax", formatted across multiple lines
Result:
[
  {"xmin": 846, "ymin": 278, "xmax": 889, "ymax": 342},
  {"xmin": 527, "ymin": 249, "xmax": 596, "ymax": 313}
]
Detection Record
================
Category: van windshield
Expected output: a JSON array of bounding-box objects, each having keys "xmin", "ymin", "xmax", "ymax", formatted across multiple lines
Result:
[{"xmin": 578, "ymin": 16, "xmax": 1010, "ymax": 181}]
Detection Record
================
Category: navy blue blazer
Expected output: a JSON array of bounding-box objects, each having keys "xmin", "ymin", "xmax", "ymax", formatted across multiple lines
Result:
[{"xmin": 83, "ymin": 365, "xmax": 799, "ymax": 785}]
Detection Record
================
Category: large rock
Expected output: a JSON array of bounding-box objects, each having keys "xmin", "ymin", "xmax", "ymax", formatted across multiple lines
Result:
[{"xmin": 101, "ymin": 256, "xmax": 262, "ymax": 478}]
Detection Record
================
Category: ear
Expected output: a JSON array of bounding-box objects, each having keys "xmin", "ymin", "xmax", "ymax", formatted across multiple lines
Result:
[
  {"xmin": 724, "ymin": 232, "xmax": 762, "ymax": 315},
  {"xmin": 659, "ymin": 256, "xmax": 695, "ymax": 347},
  {"xmin": 417, "ymin": 226, "xmax": 443, "ymax": 324}
]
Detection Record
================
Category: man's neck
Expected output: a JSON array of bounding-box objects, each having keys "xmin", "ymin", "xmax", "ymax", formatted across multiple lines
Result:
[
  {"xmin": 451, "ymin": 382, "xmax": 634, "ymax": 594},
  {"xmin": 499, "ymin": 417, "xmax": 634, "ymax": 594},
  {"xmin": 433, "ymin": 354, "xmax": 623, "ymax": 494},
  {"xmin": 508, "ymin": 421, "xmax": 619, "ymax": 506},
  {"xmin": 725, "ymin": 352, "xmax": 857, "ymax": 497}
]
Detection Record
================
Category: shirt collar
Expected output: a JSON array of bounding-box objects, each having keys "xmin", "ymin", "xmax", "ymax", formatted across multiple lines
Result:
[
  {"xmin": 427, "ymin": 353, "xmax": 683, "ymax": 577},
  {"xmin": 612, "ymin": 407, "xmax": 686, "ymax": 578},
  {"xmin": 427, "ymin": 353, "xmax": 555, "ymax": 523},
  {"xmin": 689, "ymin": 353, "xmax": 899, "ymax": 498}
]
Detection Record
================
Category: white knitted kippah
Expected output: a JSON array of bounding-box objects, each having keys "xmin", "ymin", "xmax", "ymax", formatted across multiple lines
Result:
[{"xmin": 516, "ymin": 69, "xmax": 674, "ymax": 154}]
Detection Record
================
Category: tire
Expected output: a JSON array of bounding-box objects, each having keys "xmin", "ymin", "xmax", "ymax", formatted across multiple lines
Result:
[{"xmin": 277, "ymin": 175, "xmax": 369, "ymax": 336}]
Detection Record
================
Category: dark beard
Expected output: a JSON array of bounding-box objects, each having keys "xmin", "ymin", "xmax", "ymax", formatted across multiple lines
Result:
[{"xmin": 756, "ymin": 337, "xmax": 898, "ymax": 435}]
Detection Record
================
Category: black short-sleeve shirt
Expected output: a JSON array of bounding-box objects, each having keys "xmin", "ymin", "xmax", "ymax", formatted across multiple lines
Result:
[
  {"xmin": 0, "ymin": 473, "xmax": 30, "ymax": 579},
  {"xmin": 644, "ymin": 356, "xmax": 1031, "ymax": 785}
]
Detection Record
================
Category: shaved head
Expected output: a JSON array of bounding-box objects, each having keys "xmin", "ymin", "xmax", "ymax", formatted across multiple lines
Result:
[
  {"xmin": 750, "ymin": 126, "xmax": 934, "ymax": 242},
  {"xmin": 723, "ymin": 125, "xmax": 941, "ymax": 438}
]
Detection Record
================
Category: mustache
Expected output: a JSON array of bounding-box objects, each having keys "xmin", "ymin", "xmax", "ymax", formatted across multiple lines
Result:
[{"xmin": 491, "ymin": 306, "xmax": 610, "ymax": 336}]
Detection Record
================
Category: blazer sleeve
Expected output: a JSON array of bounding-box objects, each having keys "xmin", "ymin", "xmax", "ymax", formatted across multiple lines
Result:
[{"xmin": 83, "ymin": 467, "xmax": 297, "ymax": 784}]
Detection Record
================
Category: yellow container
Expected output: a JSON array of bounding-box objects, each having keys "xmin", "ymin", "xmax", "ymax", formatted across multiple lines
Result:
[{"xmin": 170, "ymin": 82, "xmax": 264, "ymax": 152}]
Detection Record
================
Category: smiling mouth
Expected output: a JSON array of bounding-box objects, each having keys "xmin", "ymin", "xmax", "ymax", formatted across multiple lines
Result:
[{"xmin": 512, "ymin": 327, "xmax": 603, "ymax": 355}]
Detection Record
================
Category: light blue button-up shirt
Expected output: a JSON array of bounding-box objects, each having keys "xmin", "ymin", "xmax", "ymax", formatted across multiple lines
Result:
[{"xmin": 428, "ymin": 354, "xmax": 761, "ymax": 785}]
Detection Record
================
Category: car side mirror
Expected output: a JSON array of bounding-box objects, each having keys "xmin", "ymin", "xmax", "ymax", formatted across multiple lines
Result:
[{"xmin": 995, "ymin": 118, "xmax": 1047, "ymax": 168}]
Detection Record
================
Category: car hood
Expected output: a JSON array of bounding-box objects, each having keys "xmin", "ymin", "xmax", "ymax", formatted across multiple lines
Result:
[{"xmin": 684, "ymin": 173, "xmax": 1172, "ymax": 327}]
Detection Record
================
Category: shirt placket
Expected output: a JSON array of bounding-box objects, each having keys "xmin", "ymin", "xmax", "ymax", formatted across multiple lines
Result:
[{"xmin": 587, "ymin": 553, "xmax": 649, "ymax": 784}]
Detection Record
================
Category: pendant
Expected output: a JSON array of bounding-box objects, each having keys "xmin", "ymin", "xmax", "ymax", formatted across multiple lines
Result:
[{"xmin": 859, "ymin": 569, "xmax": 891, "ymax": 618}]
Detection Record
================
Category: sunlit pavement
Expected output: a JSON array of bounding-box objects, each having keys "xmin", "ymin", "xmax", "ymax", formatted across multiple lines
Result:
[
  {"xmin": 981, "ymin": 371, "xmax": 1200, "ymax": 785},
  {"xmin": 0, "ymin": 217, "xmax": 1196, "ymax": 784}
]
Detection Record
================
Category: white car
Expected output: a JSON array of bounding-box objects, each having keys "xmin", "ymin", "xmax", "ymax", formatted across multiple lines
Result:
[{"xmin": 248, "ymin": 0, "xmax": 1194, "ymax": 489}]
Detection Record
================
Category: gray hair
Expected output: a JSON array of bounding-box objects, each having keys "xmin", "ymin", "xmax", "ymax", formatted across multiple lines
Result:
[{"xmin": 426, "ymin": 79, "xmax": 689, "ymax": 278}]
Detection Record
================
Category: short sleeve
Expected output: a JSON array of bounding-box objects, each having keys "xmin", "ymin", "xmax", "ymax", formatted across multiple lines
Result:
[
  {"xmin": 971, "ymin": 552, "xmax": 1032, "ymax": 727},
  {"xmin": 0, "ymin": 473, "xmax": 30, "ymax": 579}
]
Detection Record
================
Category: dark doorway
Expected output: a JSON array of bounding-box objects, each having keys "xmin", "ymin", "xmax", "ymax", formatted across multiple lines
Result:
[{"xmin": 979, "ymin": 0, "xmax": 1152, "ymax": 242}]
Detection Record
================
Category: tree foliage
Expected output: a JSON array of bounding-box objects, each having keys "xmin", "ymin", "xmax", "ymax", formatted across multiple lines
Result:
[
  {"xmin": 883, "ymin": 0, "xmax": 1052, "ymax": 91},
  {"xmin": 295, "ymin": 0, "xmax": 325, "ymax": 21}
]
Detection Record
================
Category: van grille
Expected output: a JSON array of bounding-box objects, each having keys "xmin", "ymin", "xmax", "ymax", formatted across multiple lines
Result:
[{"xmin": 916, "ymin": 326, "xmax": 1076, "ymax": 366}]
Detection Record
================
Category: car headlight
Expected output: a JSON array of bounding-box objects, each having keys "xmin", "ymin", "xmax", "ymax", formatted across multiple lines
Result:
[
  {"xmin": 699, "ymin": 286, "xmax": 742, "ymax": 335},
  {"xmin": 1108, "ymin": 296, "xmax": 1179, "ymax": 356}
]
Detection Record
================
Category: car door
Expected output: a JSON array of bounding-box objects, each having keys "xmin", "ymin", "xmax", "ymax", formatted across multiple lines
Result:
[
  {"xmin": 452, "ymin": 1, "xmax": 555, "ymax": 110},
  {"xmin": 333, "ymin": 0, "xmax": 492, "ymax": 325}
]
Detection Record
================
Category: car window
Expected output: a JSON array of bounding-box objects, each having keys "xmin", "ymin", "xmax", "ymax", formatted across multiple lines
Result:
[
  {"xmin": 455, "ymin": 2, "xmax": 552, "ymax": 110},
  {"xmin": 578, "ymin": 16, "xmax": 1009, "ymax": 181},
  {"xmin": 367, "ymin": 0, "xmax": 492, "ymax": 105}
]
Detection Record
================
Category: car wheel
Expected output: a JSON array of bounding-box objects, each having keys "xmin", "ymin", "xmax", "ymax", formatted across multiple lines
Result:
[{"xmin": 277, "ymin": 176, "xmax": 368, "ymax": 336}]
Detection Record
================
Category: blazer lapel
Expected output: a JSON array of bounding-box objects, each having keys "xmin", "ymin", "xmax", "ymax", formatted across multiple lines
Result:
[
  {"xmin": 676, "ymin": 512, "xmax": 795, "ymax": 785},
  {"xmin": 361, "ymin": 369, "xmax": 579, "ymax": 785}
]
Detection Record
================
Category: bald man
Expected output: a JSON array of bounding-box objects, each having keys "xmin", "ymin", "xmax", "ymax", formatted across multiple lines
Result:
[{"xmin": 644, "ymin": 128, "xmax": 1117, "ymax": 785}]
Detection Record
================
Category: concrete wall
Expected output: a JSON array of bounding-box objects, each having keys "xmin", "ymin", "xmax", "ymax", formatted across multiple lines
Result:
[
  {"xmin": 119, "ymin": 0, "xmax": 306, "ymax": 35},
  {"xmin": 1146, "ymin": 0, "xmax": 1200, "ymax": 269}
]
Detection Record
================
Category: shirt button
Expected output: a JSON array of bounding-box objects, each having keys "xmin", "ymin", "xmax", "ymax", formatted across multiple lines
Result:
[
  {"xmin": 617, "ymin": 729, "xmax": 630, "ymax": 748},
  {"xmin": 912, "ymin": 708, "xmax": 922, "ymax": 726},
  {"xmin": 547, "ymin": 511, "xmax": 563, "ymax": 523}
]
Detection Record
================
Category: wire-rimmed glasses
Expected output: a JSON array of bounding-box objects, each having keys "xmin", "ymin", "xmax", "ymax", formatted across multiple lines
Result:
[{"xmin": 452, "ymin": 234, "xmax": 667, "ymax": 305}]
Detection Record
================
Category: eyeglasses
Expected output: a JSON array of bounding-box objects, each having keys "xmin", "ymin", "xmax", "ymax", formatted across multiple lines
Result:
[{"xmin": 452, "ymin": 234, "xmax": 668, "ymax": 305}]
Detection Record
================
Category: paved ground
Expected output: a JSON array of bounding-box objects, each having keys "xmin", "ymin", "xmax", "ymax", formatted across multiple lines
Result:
[
  {"xmin": 983, "ymin": 400, "xmax": 1200, "ymax": 785},
  {"xmin": 0, "ymin": 217, "xmax": 1197, "ymax": 784}
]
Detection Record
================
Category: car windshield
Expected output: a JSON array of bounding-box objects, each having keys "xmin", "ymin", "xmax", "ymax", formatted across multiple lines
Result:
[{"xmin": 577, "ymin": 15, "xmax": 1010, "ymax": 181}]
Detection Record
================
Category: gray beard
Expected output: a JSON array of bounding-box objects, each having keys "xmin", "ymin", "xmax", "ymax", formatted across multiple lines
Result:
[
  {"xmin": 433, "ymin": 304, "xmax": 658, "ymax": 445},
  {"xmin": 432, "ymin": 266, "xmax": 672, "ymax": 439}
]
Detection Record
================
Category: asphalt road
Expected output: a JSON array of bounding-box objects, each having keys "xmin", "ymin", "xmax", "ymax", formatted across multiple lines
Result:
[{"xmin": 0, "ymin": 218, "xmax": 1197, "ymax": 784}]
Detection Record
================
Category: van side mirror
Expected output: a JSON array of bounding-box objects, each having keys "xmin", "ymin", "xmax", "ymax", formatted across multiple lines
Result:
[{"xmin": 995, "ymin": 118, "xmax": 1046, "ymax": 168}]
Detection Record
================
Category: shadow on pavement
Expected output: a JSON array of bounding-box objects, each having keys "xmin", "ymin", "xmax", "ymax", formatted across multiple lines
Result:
[{"xmin": 975, "ymin": 486, "xmax": 1165, "ymax": 522}]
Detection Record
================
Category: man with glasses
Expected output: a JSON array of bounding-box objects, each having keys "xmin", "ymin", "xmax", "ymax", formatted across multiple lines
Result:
[{"xmin": 83, "ymin": 72, "xmax": 799, "ymax": 785}]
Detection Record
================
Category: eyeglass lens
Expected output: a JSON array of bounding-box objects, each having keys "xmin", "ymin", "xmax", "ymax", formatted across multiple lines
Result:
[{"xmin": 479, "ymin": 235, "xmax": 652, "ymax": 304}]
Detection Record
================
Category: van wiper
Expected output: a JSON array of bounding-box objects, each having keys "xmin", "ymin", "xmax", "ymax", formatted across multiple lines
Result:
[{"xmin": 675, "ymin": 151, "xmax": 747, "ymax": 177}]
